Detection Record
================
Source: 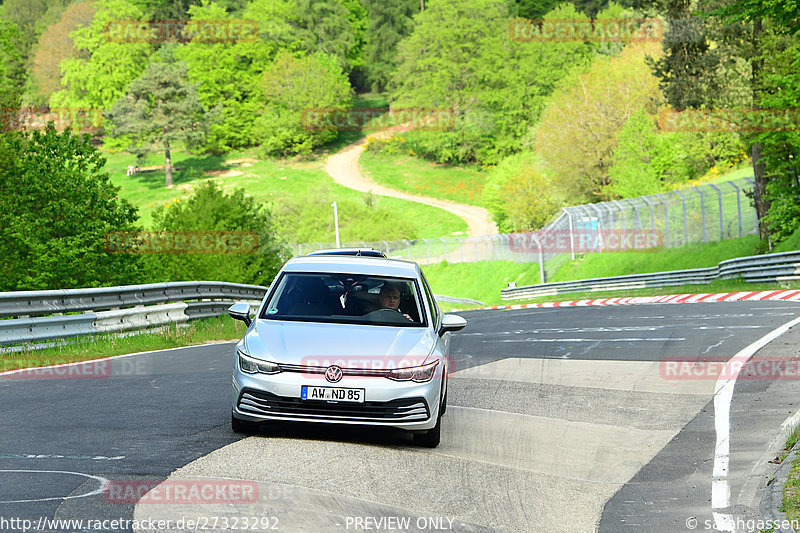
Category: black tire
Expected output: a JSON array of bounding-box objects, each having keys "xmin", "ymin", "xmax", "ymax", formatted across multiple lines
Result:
[
  {"xmin": 413, "ymin": 414, "xmax": 441, "ymax": 448},
  {"xmin": 231, "ymin": 413, "xmax": 258, "ymax": 434}
]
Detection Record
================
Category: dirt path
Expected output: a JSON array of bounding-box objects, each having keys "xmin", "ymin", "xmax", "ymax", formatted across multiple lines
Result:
[{"xmin": 325, "ymin": 130, "xmax": 498, "ymax": 237}]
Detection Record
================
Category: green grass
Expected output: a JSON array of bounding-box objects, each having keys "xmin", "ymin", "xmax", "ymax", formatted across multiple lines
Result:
[
  {"xmin": 781, "ymin": 425, "xmax": 800, "ymax": 525},
  {"xmin": 102, "ymin": 148, "xmax": 467, "ymax": 241},
  {"xmin": 360, "ymin": 151, "xmax": 487, "ymax": 206},
  {"xmin": 424, "ymin": 261, "xmax": 541, "ymax": 305},
  {"xmin": 0, "ymin": 315, "xmax": 246, "ymax": 372},
  {"xmin": 548, "ymin": 235, "xmax": 762, "ymax": 282}
]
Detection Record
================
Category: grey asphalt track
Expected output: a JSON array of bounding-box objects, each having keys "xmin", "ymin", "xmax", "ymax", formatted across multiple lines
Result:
[{"xmin": 0, "ymin": 301, "xmax": 798, "ymax": 532}]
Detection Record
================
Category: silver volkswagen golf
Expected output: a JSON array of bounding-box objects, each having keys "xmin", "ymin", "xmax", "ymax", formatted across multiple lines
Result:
[{"xmin": 227, "ymin": 250, "xmax": 466, "ymax": 447}]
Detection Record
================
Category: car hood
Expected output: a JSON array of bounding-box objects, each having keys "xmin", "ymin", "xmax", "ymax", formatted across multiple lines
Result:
[{"xmin": 242, "ymin": 319, "xmax": 437, "ymax": 368}]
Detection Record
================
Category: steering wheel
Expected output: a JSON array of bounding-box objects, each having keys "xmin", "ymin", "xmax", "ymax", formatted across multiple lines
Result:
[{"xmin": 363, "ymin": 308, "xmax": 412, "ymax": 323}]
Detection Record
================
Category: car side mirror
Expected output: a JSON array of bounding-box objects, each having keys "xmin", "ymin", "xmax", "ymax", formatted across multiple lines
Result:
[
  {"xmin": 228, "ymin": 303, "xmax": 252, "ymax": 327},
  {"xmin": 438, "ymin": 313, "xmax": 466, "ymax": 335}
]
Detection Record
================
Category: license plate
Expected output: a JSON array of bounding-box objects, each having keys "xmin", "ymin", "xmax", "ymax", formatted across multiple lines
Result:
[{"xmin": 301, "ymin": 386, "xmax": 365, "ymax": 403}]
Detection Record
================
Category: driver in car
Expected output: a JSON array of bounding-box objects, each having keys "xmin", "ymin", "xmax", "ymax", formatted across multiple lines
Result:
[{"xmin": 379, "ymin": 282, "xmax": 413, "ymax": 321}]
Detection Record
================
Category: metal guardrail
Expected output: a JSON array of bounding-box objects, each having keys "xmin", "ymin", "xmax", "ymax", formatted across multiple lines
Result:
[
  {"xmin": 0, "ymin": 279, "xmax": 474, "ymax": 349},
  {"xmin": 0, "ymin": 281, "xmax": 268, "ymax": 348},
  {"xmin": 501, "ymin": 250, "xmax": 800, "ymax": 300}
]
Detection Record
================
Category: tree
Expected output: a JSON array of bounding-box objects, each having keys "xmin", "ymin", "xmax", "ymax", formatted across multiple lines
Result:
[
  {"xmin": 31, "ymin": 1, "xmax": 94, "ymax": 104},
  {"xmin": 106, "ymin": 50, "xmax": 213, "ymax": 188},
  {"xmin": 145, "ymin": 182, "xmax": 286, "ymax": 286},
  {"xmin": 0, "ymin": 126, "xmax": 142, "ymax": 290},
  {"xmin": 535, "ymin": 42, "xmax": 663, "ymax": 201},
  {"xmin": 482, "ymin": 152, "xmax": 560, "ymax": 232},
  {"xmin": 289, "ymin": 0, "xmax": 356, "ymax": 73},
  {"xmin": 175, "ymin": 0, "xmax": 283, "ymax": 151},
  {"xmin": 49, "ymin": 0, "xmax": 150, "ymax": 113},
  {"xmin": 362, "ymin": 0, "xmax": 417, "ymax": 92},
  {"xmin": 0, "ymin": 20, "xmax": 25, "ymax": 131},
  {"xmin": 258, "ymin": 50, "xmax": 352, "ymax": 155}
]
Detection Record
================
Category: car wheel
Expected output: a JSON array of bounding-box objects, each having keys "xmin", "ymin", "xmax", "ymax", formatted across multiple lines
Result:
[
  {"xmin": 440, "ymin": 388, "xmax": 448, "ymax": 416},
  {"xmin": 413, "ymin": 413, "xmax": 441, "ymax": 448},
  {"xmin": 231, "ymin": 413, "xmax": 258, "ymax": 434}
]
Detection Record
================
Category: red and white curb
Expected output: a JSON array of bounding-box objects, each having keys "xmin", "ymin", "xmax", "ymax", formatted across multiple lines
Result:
[{"xmin": 459, "ymin": 290, "xmax": 800, "ymax": 311}]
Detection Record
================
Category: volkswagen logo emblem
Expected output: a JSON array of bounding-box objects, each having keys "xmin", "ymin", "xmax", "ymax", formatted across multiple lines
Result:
[{"xmin": 324, "ymin": 365, "xmax": 343, "ymax": 383}]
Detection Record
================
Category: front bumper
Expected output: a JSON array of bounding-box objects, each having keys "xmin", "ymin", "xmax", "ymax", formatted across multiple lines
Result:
[{"xmin": 231, "ymin": 364, "xmax": 442, "ymax": 431}]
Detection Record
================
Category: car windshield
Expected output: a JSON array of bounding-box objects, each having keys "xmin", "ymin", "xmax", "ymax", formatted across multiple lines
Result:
[{"xmin": 260, "ymin": 273, "xmax": 426, "ymax": 327}]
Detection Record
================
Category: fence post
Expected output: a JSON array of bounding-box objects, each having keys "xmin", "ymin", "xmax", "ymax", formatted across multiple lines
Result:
[
  {"xmin": 440, "ymin": 237, "xmax": 447, "ymax": 258},
  {"xmin": 626, "ymin": 198, "xmax": 643, "ymax": 230},
  {"xmin": 612, "ymin": 200, "xmax": 626, "ymax": 232},
  {"xmin": 456, "ymin": 237, "xmax": 463, "ymax": 262},
  {"xmin": 743, "ymin": 177, "xmax": 758, "ymax": 230},
  {"xmin": 727, "ymin": 181, "xmax": 743, "ymax": 237},
  {"xmin": 588, "ymin": 203, "xmax": 604, "ymax": 251},
  {"xmin": 402, "ymin": 239, "xmax": 410, "ymax": 258},
  {"xmin": 563, "ymin": 208, "xmax": 575, "ymax": 260},
  {"xmin": 641, "ymin": 196, "xmax": 656, "ymax": 243},
  {"xmin": 422, "ymin": 238, "xmax": 430, "ymax": 264},
  {"xmin": 673, "ymin": 190, "xmax": 688, "ymax": 245},
  {"xmin": 531, "ymin": 232, "xmax": 546, "ymax": 284},
  {"xmin": 693, "ymin": 186, "xmax": 707, "ymax": 242},
  {"xmin": 655, "ymin": 193, "xmax": 670, "ymax": 247},
  {"xmin": 709, "ymin": 184, "xmax": 724, "ymax": 239}
]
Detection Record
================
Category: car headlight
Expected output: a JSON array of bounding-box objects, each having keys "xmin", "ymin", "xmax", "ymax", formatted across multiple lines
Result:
[
  {"xmin": 237, "ymin": 349, "xmax": 281, "ymax": 375},
  {"xmin": 386, "ymin": 360, "xmax": 439, "ymax": 383}
]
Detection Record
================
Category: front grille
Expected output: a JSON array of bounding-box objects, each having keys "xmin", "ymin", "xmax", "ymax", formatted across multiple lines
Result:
[
  {"xmin": 237, "ymin": 389, "xmax": 430, "ymax": 423},
  {"xmin": 278, "ymin": 363, "xmax": 390, "ymax": 377}
]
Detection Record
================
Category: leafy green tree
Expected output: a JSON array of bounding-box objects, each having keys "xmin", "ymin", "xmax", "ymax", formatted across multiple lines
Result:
[
  {"xmin": 289, "ymin": 0, "xmax": 356, "ymax": 73},
  {"xmin": 30, "ymin": 1, "xmax": 94, "ymax": 105},
  {"xmin": 175, "ymin": 0, "xmax": 281, "ymax": 150},
  {"xmin": 0, "ymin": 20, "xmax": 25, "ymax": 131},
  {"xmin": 0, "ymin": 126, "xmax": 142, "ymax": 290},
  {"xmin": 482, "ymin": 152, "xmax": 560, "ymax": 232},
  {"xmin": 535, "ymin": 42, "xmax": 663, "ymax": 201},
  {"xmin": 50, "ymin": 0, "xmax": 150, "ymax": 114},
  {"xmin": 340, "ymin": 0, "xmax": 368, "ymax": 87},
  {"xmin": 146, "ymin": 182, "xmax": 286, "ymax": 286},
  {"xmin": 362, "ymin": 0, "xmax": 417, "ymax": 92},
  {"xmin": 258, "ymin": 50, "xmax": 352, "ymax": 155},
  {"xmin": 106, "ymin": 50, "xmax": 213, "ymax": 188}
]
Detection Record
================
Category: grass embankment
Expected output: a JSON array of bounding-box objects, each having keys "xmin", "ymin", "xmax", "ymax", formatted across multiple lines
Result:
[
  {"xmin": 360, "ymin": 151, "xmax": 486, "ymax": 206},
  {"xmin": 781, "ymin": 426, "xmax": 800, "ymax": 526},
  {"xmin": 425, "ymin": 232, "xmax": 800, "ymax": 308},
  {"xmin": 104, "ymin": 150, "xmax": 467, "ymax": 241},
  {"xmin": 0, "ymin": 316, "xmax": 246, "ymax": 373}
]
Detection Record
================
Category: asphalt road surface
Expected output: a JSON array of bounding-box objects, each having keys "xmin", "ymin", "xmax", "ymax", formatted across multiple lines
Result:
[{"xmin": 1, "ymin": 301, "xmax": 799, "ymax": 532}]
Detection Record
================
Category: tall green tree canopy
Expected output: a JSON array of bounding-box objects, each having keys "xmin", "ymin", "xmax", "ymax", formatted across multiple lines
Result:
[
  {"xmin": 0, "ymin": 127, "xmax": 141, "ymax": 290},
  {"xmin": 362, "ymin": 0, "xmax": 417, "ymax": 92},
  {"xmin": 146, "ymin": 181, "xmax": 286, "ymax": 287},
  {"xmin": 106, "ymin": 49, "xmax": 213, "ymax": 188},
  {"xmin": 50, "ymin": 0, "xmax": 150, "ymax": 112}
]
